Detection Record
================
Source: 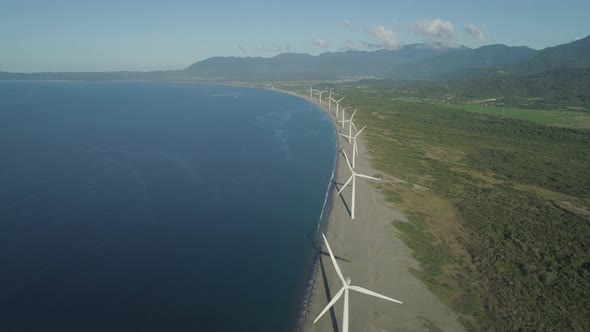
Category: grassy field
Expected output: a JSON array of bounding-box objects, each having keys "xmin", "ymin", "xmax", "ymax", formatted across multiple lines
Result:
[
  {"xmin": 283, "ymin": 83, "xmax": 590, "ymax": 331},
  {"xmin": 288, "ymin": 82, "xmax": 590, "ymax": 129},
  {"xmin": 435, "ymin": 103, "xmax": 590, "ymax": 129}
]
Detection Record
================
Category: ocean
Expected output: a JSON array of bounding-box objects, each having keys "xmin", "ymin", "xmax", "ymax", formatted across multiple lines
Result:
[{"xmin": 0, "ymin": 81, "xmax": 336, "ymax": 331}]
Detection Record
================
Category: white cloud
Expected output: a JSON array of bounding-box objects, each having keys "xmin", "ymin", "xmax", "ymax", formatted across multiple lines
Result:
[
  {"xmin": 343, "ymin": 19, "xmax": 354, "ymax": 31},
  {"xmin": 312, "ymin": 39, "xmax": 330, "ymax": 48},
  {"xmin": 465, "ymin": 24, "xmax": 485, "ymax": 42},
  {"xmin": 410, "ymin": 18, "xmax": 455, "ymax": 42},
  {"xmin": 365, "ymin": 25, "xmax": 400, "ymax": 49}
]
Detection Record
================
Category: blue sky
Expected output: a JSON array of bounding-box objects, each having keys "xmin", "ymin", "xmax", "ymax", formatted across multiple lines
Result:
[{"xmin": 1, "ymin": 0, "xmax": 589, "ymax": 72}]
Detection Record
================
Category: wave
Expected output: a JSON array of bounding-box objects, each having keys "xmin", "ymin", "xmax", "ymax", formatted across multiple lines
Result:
[{"xmin": 294, "ymin": 109, "xmax": 338, "ymax": 332}]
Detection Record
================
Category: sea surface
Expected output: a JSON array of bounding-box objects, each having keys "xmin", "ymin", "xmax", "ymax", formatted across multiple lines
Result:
[{"xmin": 0, "ymin": 81, "xmax": 336, "ymax": 331}]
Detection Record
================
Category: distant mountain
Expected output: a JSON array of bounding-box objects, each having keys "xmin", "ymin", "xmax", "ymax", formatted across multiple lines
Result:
[
  {"xmin": 502, "ymin": 35, "xmax": 590, "ymax": 74},
  {"xmin": 3, "ymin": 36, "xmax": 588, "ymax": 83},
  {"xmin": 183, "ymin": 44, "xmax": 458, "ymax": 81},
  {"xmin": 446, "ymin": 35, "xmax": 590, "ymax": 79},
  {"xmin": 389, "ymin": 44, "xmax": 535, "ymax": 79}
]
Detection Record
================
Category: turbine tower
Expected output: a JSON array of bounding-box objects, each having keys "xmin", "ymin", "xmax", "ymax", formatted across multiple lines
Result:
[
  {"xmin": 337, "ymin": 107, "xmax": 350, "ymax": 128},
  {"xmin": 308, "ymin": 84, "xmax": 315, "ymax": 99},
  {"xmin": 338, "ymin": 149, "xmax": 380, "ymax": 220},
  {"xmin": 314, "ymin": 233, "xmax": 402, "ymax": 332},
  {"xmin": 326, "ymin": 89, "xmax": 333, "ymax": 110},
  {"xmin": 317, "ymin": 89, "xmax": 328, "ymax": 105},
  {"xmin": 347, "ymin": 108, "xmax": 358, "ymax": 140},
  {"xmin": 339, "ymin": 125, "xmax": 366, "ymax": 168},
  {"xmin": 332, "ymin": 97, "xmax": 345, "ymax": 117}
]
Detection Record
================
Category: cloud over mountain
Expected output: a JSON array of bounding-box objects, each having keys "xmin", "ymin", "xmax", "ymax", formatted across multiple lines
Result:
[
  {"xmin": 410, "ymin": 18, "xmax": 455, "ymax": 43},
  {"xmin": 465, "ymin": 24, "xmax": 485, "ymax": 41},
  {"xmin": 365, "ymin": 25, "xmax": 400, "ymax": 49},
  {"xmin": 312, "ymin": 39, "xmax": 330, "ymax": 48}
]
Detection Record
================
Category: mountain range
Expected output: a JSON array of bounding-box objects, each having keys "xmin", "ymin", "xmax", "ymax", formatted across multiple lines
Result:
[
  {"xmin": 1, "ymin": 35, "xmax": 589, "ymax": 82},
  {"xmin": 184, "ymin": 43, "xmax": 459, "ymax": 80}
]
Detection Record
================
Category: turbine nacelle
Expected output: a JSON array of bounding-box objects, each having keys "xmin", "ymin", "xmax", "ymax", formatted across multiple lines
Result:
[
  {"xmin": 331, "ymin": 97, "xmax": 345, "ymax": 117},
  {"xmin": 326, "ymin": 89, "xmax": 333, "ymax": 110}
]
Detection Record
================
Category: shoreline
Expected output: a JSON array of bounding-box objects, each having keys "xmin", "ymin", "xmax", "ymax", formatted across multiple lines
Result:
[
  {"xmin": 272, "ymin": 88, "xmax": 465, "ymax": 332},
  {"xmin": 271, "ymin": 88, "xmax": 340, "ymax": 332}
]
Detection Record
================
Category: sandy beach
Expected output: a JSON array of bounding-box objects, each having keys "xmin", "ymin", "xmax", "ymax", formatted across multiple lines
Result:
[{"xmin": 279, "ymin": 89, "xmax": 465, "ymax": 332}]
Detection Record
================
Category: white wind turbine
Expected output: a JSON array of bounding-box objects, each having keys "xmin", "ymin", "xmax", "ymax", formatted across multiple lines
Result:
[
  {"xmin": 326, "ymin": 89, "xmax": 333, "ymax": 110},
  {"xmin": 337, "ymin": 107, "xmax": 350, "ymax": 128},
  {"xmin": 339, "ymin": 125, "xmax": 366, "ymax": 168},
  {"xmin": 316, "ymin": 89, "xmax": 328, "ymax": 105},
  {"xmin": 345, "ymin": 108, "xmax": 358, "ymax": 140},
  {"xmin": 338, "ymin": 149, "xmax": 380, "ymax": 220},
  {"xmin": 331, "ymin": 97, "xmax": 345, "ymax": 117},
  {"xmin": 314, "ymin": 233, "xmax": 402, "ymax": 332}
]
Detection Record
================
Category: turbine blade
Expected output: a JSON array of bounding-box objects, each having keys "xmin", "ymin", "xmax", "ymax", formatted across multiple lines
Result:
[
  {"xmin": 338, "ymin": 175, "xmax": 353, "ymax": 194},
  {"xmin": 338, "ymin": 133, "xmax": 352, "ymax": 139},
  {"xmin": 313, "ymin": 287, "xmax": 345, "ymax": 324},
  {"xmin": 322, "ymin": 234, "xmax": 347, "ymax": 285},
  {"xmin": 356, "ymin": 174, "xmax": 380, "ymax": 181},
  {"xmin": 355, "ymin": 126, "xmax": 366, "ymax": 138},
  {"xmin": 354, "ymin": 140, "xmax": 359, "ymax": 156},
  {"xmin": 348, "ymin": 285, "xmax": 403, "ymax": 304},
  {"xmin": 342, "ymin": 150, "xmax": 354, "ymax": 172},
  {"xmin": 350, "ymin": 109, "xmax": 357, "ymax": 121}
]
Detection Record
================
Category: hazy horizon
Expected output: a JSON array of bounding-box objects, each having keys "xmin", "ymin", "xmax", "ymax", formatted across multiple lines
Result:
[{"xmin": 2, "ymin": 0, "xmax": 589, "ymax": 72}]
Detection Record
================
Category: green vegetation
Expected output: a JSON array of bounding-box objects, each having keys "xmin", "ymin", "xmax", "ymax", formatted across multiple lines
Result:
[
  {"xmin": 434, "ymin": 103, "xmax": 590, "ymax": 129},
  {"xmin": 321, "ymin": 89, "xmax": 590, "ymax": 330},
  {"xmin": 353, "ymin": 66, "xmax": 590, "ymax": 112},
  {"xmin": 394, "ymin": 211, "xmax": 453, "ymax": 278}
]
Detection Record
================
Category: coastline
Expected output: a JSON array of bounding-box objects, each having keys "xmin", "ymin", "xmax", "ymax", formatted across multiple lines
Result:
[{"xmin": 274, "ymin": 88, "xmax": 465, "ymax": 332}]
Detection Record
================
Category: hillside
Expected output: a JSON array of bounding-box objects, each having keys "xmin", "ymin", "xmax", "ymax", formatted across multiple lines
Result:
[
  {"xmin": 2, "ymin": 35, "xmax": 588, "ymax": 84},
  {"xmin": 357, "ymin": 67, "xmax": 590, "ymax": 110},
  {"xmin": 183, "ymin": 44, "xmax": 458, "ymax": 80},
  {"xmin": 390, "ymin": 44, "xmax": 535, "ymax": 79},
  {"xmin": 451, "ymin": 67, "xmax": 590, "ymax": 108},
  {"xmin": 503, "ymin": 35, "xmax": 590, "ymax": 74},
  {"xmin": 447, "ymin": 34, "xmax": 590, "ymax": 79}
]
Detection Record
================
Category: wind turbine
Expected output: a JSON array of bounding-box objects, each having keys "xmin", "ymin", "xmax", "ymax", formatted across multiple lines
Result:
[
  {"xmin": 326, "ymin": 89, "xmax": 333, "ymax": 110},
  {"xmin": 308, "ymin": 84, "xmax": 315, "ymax": 99},
  {"xmin": 338, "ymin": 149, "xmax": 380, "ymax": 220},
  {"xmin": 339, "ymin": 125, "xmax": 366, "ymax": 168},
  {"xmin": 337, "ymin": 107, "xmax": 349, "ymax": 128},
  {"xmin": 314, "ymin": 233, "xmax": 402, "ymax": 332},
  {"xmin": 332, "ymin": 97, "xmax": 345, "ymax": 117},
  {"xmin": 317, "ymin": 89, "xmax": 328, "ymax": 105},
  {"xmin": 347, "ymin": 108, "xmax": 358, "ymax": 140}
]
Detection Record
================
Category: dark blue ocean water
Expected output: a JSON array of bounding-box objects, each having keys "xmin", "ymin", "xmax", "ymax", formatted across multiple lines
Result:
[{"xmin": 0, "ymin": 81, "xmax": 336, "ymax": 331}]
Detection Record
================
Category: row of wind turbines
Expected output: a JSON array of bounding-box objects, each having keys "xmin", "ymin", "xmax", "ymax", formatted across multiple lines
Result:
[
  {"xmin": 308, "ymin": 84, "xmax": 378, "ymax": 220},
  {"xmin": 306, "ymin": 84, "xmax": 403, "ymax": 332}
]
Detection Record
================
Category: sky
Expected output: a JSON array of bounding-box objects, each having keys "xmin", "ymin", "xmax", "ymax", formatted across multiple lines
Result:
[{"xmin": 1, "ymin": 0, "xmax": 589, "ymax": 72}]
